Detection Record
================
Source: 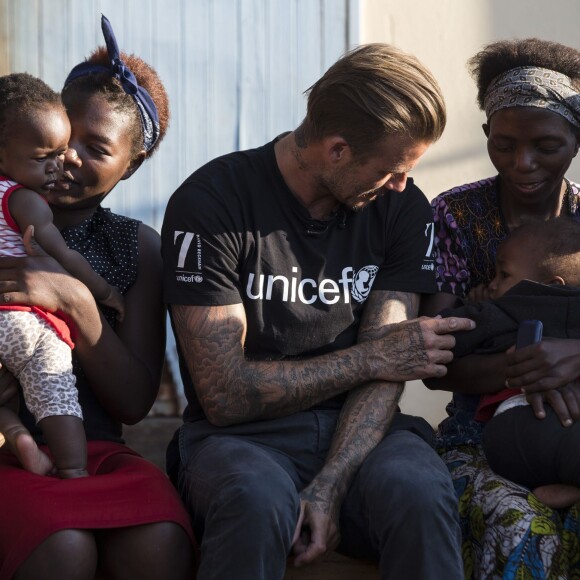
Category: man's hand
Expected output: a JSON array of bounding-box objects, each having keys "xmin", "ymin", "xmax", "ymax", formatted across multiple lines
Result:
[
  {"xmin": 505, "ymin": 338, "xmax": 580, "ymax": 394},
  {"xmin": 291, "ymin": 479, "xmax": 340, "ymax": 567},
  {"xmin": 373, "ymin": 316, "xmax": 475, "ymax": 383}
]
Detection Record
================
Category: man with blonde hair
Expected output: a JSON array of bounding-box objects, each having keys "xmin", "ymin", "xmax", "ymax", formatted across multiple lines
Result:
[{"xmin": 162, "ymin": 43, "xmax": 470, "ymax": 579}]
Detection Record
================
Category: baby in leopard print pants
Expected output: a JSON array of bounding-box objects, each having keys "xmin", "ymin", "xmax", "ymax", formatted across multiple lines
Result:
[{"xmin": 0, "ymin": 73, "xmax": 124, "ymax": 478}]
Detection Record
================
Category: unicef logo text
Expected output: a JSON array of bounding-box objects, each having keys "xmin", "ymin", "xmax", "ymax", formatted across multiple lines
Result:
[
  {"xmin": 351, "ymin": 265, "xmax": 378, "ymax": 303},
  {"xmin": 176, "ymin": 273, "xmax": 203, "ymax": 283},
  {"xmin": 245, "ymin": 265, "xmax": 378, "ymax": 305}
]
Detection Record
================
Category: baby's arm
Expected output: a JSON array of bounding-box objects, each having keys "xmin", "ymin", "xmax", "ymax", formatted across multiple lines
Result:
[{"xmin": 8, "ymin": 188, "xmax": 124, "ymax": 320}]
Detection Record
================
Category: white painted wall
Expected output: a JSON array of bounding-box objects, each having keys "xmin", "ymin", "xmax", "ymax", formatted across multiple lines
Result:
[
  {"xmin": 360, "ymin": 0, "xmax": 580, "ymax": 425},
  {"xmin": 0, "ymin": 0, "xmax": 357, "ymax": 230}
]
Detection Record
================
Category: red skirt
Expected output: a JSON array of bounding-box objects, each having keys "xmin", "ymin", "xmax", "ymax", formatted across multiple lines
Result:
[{"xmin": 0, "ymin": 440, "xmax": 195, "ymax": 579}]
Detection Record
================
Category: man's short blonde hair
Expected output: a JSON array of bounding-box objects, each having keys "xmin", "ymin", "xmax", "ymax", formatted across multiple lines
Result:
[{"xmin": 300, "ymin": 43, "xmax": 446, "ymax": 155}]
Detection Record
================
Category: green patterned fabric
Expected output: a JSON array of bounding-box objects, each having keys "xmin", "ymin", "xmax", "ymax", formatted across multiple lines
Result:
[{"xmin": 442, "ymin": 444, "xmax": 580, "ymax": 579}]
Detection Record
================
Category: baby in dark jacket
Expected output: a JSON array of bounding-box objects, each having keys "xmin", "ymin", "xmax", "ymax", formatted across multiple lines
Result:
[{"xmin": 441, "ymin": 217, "xmax": 580, "ymax": 508}]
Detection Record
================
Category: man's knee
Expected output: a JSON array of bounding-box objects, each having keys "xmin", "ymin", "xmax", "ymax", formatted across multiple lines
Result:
[
  {"xmin": 179, "ymin": 436, "xmax": 300, "ymax": 530},
  {"xmin": 215, "ymin": 465, "xmax": 299, "ymax": 518}
]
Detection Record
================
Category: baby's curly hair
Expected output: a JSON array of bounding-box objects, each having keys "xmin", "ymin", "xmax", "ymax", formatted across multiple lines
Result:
[
  {"xmin": 0, "ymin": 73, "xmax": 65, "ymax": 147},
  {"xmin": 507, "ymin": 217, "xmax": 580, "ymax": 287},
  {"xmin": 62, "ymin": 48, "xmax": 169, "ymax": 159},
  {"xmin": 469, "ymin": 38, "xmax": 580, "ymax": 110}
]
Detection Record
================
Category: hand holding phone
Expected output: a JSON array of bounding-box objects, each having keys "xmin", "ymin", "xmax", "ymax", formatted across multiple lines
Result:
[{"xmin": 516, "ymin": 320, "xmax": 543, "ymax": 350}]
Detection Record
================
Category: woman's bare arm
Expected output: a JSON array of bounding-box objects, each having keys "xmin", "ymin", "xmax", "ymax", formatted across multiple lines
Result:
[{"xmin": 0, "ymin": 225, "xmax": 165, "ymax": 423}]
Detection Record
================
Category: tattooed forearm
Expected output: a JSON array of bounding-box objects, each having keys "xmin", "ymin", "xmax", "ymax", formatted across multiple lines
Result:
[
  {"xmin": 303, "ymin": 382, "xmax": 402, "ymax": 508},
  {"xmin": 358, "ymin": 291, "xmax": 428, "ymax": 377},
  {"xmin": 172, "ymin": 304, "xmax": 377, "ymax": 425},
  {"xmin": 171, "ymin": 290, "xmax": 431, "ymax": 426},
  {"xmin": 302, "ymin": 291, "xmax": 420, "ymax": 507},
  {"xmin": 315, "ymin": 381, "xmax": 403, "ymax": 503}
]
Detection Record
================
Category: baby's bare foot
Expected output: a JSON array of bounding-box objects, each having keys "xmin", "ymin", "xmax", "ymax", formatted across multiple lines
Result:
[
  {"xmin": 533, "ymin": 484, "xmax": 580, "ymax": 509},
  {"xmin": 57, "ymin": 467, "xmax": 88, "ymax": 479},
  {"xmin": 6, "ymin": 427, "xmax": 54, "ymax": 475}
]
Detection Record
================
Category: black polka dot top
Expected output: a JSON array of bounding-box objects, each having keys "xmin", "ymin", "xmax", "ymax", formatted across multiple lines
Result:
[{"xmin": 61, "ymin": 206, "xmax": 140, "ymax": 329}]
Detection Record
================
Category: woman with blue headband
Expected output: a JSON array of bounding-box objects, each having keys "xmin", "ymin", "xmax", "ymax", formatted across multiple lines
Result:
[
  {"xmin": 422, "ymin": 38, "xmax": 580, "ymax": 578},
  {"xmin": 0, "ymin": 16, "xmax": 196, "ymax": 580}
]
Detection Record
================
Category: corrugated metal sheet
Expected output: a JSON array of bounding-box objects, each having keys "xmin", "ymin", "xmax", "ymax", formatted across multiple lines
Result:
[
  {"xmin": 0, "ymin": 0, "xmax": 359, "ymax": 406},
  {"xmin": 0, "ymin": 0, "xmax": 358, "ymax": 229}
]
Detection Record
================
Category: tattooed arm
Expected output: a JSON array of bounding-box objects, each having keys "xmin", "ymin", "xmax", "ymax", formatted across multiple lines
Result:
[
  {"xmin": 171, "ymin": 302, "xmax": 472, "ymax": 427},
  {"xmin": 291, "ymin": 290, "xmax": 418, "ymax": 566}
]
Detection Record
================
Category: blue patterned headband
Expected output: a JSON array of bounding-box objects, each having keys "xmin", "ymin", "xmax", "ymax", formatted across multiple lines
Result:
[
  {"xmin": 64, "ymin": 14, "xmax": 160, "ymax": 152},
  {"xmin": 483, "ymin": 66, "xmax": 580, "ymax": 128}
]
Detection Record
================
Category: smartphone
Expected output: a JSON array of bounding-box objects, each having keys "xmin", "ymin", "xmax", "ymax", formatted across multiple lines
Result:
[{"xmin": 516, "ymin": 320, "xmax": 543, "ymax": 349}]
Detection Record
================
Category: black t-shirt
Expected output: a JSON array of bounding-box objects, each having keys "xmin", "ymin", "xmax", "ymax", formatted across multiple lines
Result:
[{"xmin": 162, "ymin": 137, "xmax": 436, "ymax": 419}]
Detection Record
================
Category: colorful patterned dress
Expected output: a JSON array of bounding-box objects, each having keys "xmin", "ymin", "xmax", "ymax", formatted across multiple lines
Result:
[{"xmin": 432, "ymin": 176, "xmax": 580, "ymax": 579}]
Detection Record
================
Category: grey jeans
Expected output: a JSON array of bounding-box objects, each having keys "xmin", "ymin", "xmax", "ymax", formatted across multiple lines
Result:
[{"xmin": 171, "ymin": 410, "xmax": 462, "ymax": 580}]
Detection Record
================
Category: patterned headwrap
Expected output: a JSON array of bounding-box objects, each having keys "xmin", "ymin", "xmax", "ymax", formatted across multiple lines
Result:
[
  {"xmin": 64, "ymin": 14, "xmax": 160, "ymax": 152},
  {"xmin": 483, "ymin": 66, "xmax": 580, "ymax": 128}
]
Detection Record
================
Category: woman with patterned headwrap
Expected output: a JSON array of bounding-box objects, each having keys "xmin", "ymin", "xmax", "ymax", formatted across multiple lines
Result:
[
  {"xmin": 0, "ymin": 16, "xmax": 196, "ymax": 580},
  {"xmin": 422, "ymin": 38, "xmax": 580, "ymax": 578}
]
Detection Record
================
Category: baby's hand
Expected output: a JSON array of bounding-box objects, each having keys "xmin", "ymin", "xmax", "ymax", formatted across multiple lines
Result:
[
  {"xmin": 101, "ymin": 286, "xmax": 125, "ymax": 322},
  {"xmin": 467, "ymin": 283, "xmax": 490, "ymax": 303}
]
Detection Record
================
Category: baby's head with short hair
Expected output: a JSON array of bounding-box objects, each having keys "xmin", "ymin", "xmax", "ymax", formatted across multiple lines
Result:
[
  {"xmin": 489, "ymin": 217, "xmax": 580, "ymax": 298},
  {"xmin": 0, "ymin": 73, "xmax": 70, "ymax": 194},
  {"xmin": 0, "ymin": 73, "xmax": 64, "ymax": 146}
]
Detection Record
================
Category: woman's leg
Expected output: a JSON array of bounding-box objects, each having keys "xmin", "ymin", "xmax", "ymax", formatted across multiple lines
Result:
[
  {"xmin": 14, "ymin": 524, "xmax": 194, "ymax": 580},
  {"xmin": 96, "ymin": 522, "xmax": 195, "ymax": 580},
  {"xmin": 14, "ymin": 529, "xmax": 97, "ymax": 580}
]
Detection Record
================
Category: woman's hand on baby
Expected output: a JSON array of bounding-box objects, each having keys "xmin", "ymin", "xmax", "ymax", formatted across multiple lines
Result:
[
  {"xmin": 505, "ymin": 337, "xmax": 580, "ymax": 393},
  {"xmin": 0, "ymin": 226, "xmax": 86, "ymax": 313},
  {"xmin": 526, "ymin": 381, "xmax": 580, "ymax": 427},
  {"xmin": 504, "ymin": 337, "xmax": 580, "ymax": 426}
]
